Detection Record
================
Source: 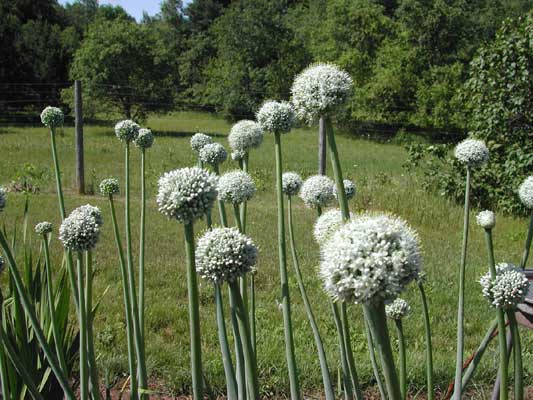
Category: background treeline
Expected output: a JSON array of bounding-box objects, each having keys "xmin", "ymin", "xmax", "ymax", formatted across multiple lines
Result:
[{"xmin": 1, "ymin": 0, "xmax": 531, "ymax": 128}]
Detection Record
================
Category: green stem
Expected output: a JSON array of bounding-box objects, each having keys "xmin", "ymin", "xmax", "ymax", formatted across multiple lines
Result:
[
  {"xmin": 341, "ymin": 303, "xmax": 363, "ymax": 400},
  {"xmin": 215, "ymin": 283, "xmax": 238, "ymax": 400},
  {"xmin": 364, "ymin": 320, "xmax": 387, "ymax": 399},
  {"xmin": 77, "ymin": 252, "xmax": 89, "ymax": 400},
  {"xmin": 240, "ymin": 154, "xmax": 249, "ymax": 234},
  {"xmin": 287, "ymin": 196, "xmax": 335, "ymax": 400},
  {"xmin": 394, "ymin": 319, "xmax": 407, "ymax": 400},
  {"xmin": 520, "ymin": 211, "xmax": 533, "ymax": 269},
  {"xmin": 274, "ymin": 130, "xmax": 300, "ymax": 400},
  {"xmin": 214, "ymin": 164, "xmax": 228, "ymax": 227},
  {"xmin": 417, "ymin": 281, "xmax": 434, "ymax": 400},
  {"xmin": 125, "ymin": 144, "xmax": 149, "ymax": 398},
  {"xmin": 364, "ymin": 303, "xmax": 402, "ymax": 400},
  {"xmin": 331, "ymin": 302, "xmax": 353, "ymax": 400},
  {"xmin": 0, "ymin": 290, "xmax": 10, "ymax": 400},
  {"xmin": 108, "ymin": 195, "xmax": 138, "ymax": 400},
  {"xmin": 184, "ymin": 222, "xmax": 203, "ymax": 400},
  {"xmin": 229, "ymin": 286, "xmax": 247, "ymax": 400},
  {"xmin": 232, "ymin": 202, "xmax": 249, "ymax": 328},
  {"xmin": 0, "ymin": 230, "xmax": 75, "ymax": 399},
  {"xmin": 139, "ymin": 149, "xmax": 146, "ymax": 340},
  {"xmin": 229, "ymin": 281, "xmax": 260, "ymax": 399},
  {"xmin": 250, "ymin": 274, "xmax": 256, "ymax": 355},
  {"xmin": 85, "ymin": 251, "xmax": 101, "ymax": 400},
  {"xmin": 206, "ymin": 209, "xmax": 213, "ymax": 230},
  {"xmin": 507, "ymin": 311, "xmax": 523, "ymax": 400},
  {"xmin": 484, "ymin": 228, "xmax": 508, "ymax": 400},
  {"xmin": 233, "ymin": 203, "xmax": 244, "ymax": 233},
  {"xmin": 42, "ymin": 233, "xmax": 68, "ymax": 373},
  {"xmin": 453, "ymin": 167, "xmax": 471, "ymax": 400},
  {"xmin": 324, "ymin": 117, "xmax": 349, "ymax": 221}
]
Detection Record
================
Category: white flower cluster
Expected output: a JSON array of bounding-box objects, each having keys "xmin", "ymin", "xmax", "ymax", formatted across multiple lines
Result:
[
  {"xmin": 256, "ymin": 101, "xmax": 295, "ymax": 134},
  {"xmin": 35, "ymin": 221, "xmax": 53, "ymax": 235},
  {"xmin": 314, "ymin": 209, "xmax": 352, "ymax": 244},
  {"xmin": 480, "ymin": 263, "xmax": 529, "ymax": 309},
  {"xmin": 115, "ymin": 120, "xmax": 140, "ymax": 143},
  {"xmin": 282, "ymin": 172, "xmax": 303, "ymax": 196},
  {"xmin": 291, "ymin": 63, "xmax": 353, "ymax": 124},
  {"xmin": 476, "ymin": 210, "xmax": 495, "ymax": 229},
  {"xmin": 40, "ymin": 106, "xmax": 64, "ymax": 128},
  {"xmin": 454, "ymin": 139, "xmax": 489, "ymax": 168},
  {"xmin": 196, "ymin": 227, "xmax": 258, "ymax": 283},
  {"xmin": 134, "ymin": 128, "xmax": 154, "ymax": 149},
  {"xmin": 228, "ymin": 120, "xmax": 263, "ymax": 154},
  {"xmin": 218, "ymin": 170, "xmax": 256, "ymax": 204},
  {"xmin": 334, "ymin": 179, "xmax": 356, "ymax": 200},
  {"xmin": 157, "ymin": 167, "xmax": 218, "ymax": 224},
  {"xmin": 99, "ymin": 178, "xmax": 120, "ymax": 196},
  {"xmin": 518, "ymin": 176, "xmax": 533, "ymax": 209},
  {"xmin": 320, "ymin": 213, "xmax": 421, "ymax": 304},
  {"xmin": 199, "ymin": 143, "xmax": 227, "ymax": 166},
  {"xmin": 191, "ymin": 133, "xmax": 212, "ymax": 153},
  {"xmin": 0, "ymin": 186, "xmax": 6, "ymax": 212},
  {"xmin": 385, "ymin": 298, "xmax": 411, "ymax": 320},
  {"xmin": 300, "ymin": 175, "xmax": 335, "ymax": 209},
  {"xmin": 59, "ymin": 204, "xmax": 103, "ymax": 252}
]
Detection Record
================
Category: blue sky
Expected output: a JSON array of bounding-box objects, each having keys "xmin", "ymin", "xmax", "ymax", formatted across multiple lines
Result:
[{"xmin": 59, "ymin": 0, "xmax": 165, "ymax": 21}]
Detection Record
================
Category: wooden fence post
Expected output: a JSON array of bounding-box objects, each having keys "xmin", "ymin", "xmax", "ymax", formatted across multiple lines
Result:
[
  {"xmin": 74, "ymin": 80, "xmax": 85, "ymax": 195},
  {"xmin": 318, "ymin": 116, "xmax": 326, "ymax": 175}
]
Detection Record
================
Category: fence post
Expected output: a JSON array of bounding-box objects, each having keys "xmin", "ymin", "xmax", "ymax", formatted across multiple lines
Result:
[
  {"xmin": 74, "ymin": 80, "xmax": 84, "ymax": 195},
  {"xmin": 318, "ymin": 116, "xmax": 327, "ymax": 175}
]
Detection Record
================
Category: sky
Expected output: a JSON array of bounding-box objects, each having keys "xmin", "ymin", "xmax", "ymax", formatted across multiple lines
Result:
[{"xmin": 59, "ymin": 0, "xmax": 167, "ymax": 21}]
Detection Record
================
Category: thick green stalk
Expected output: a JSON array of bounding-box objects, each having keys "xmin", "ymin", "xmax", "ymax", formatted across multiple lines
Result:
[
  {"xmin": 394, "ymin": 319, "xmax": 407, "ymax": 400},
  {"xmin": 453, "ymin": 167, "xmax": 471, "ymax": 400},
  {"xmin": 0, "ymin": 230, "xmax": 75, "ymax": 399},
  {"xmin": 287, "ymin": 196, "xmax": 335, "ymax": 400},
  {"xmin": 365, "ymin": 320, "xmax": 387, "ymax": 399},
  {"xmin": 250, "ymin": 274, "xmax": 256, "ymax": 355},
  {"xmin": 233, "ymin": 203, "xmax": 244, "ymax": 233},
  {"xmin": 85, "ymin": 251, "xmax": 101, "ymax": 400},
  {"xmin": 507, "ymin": 311, "xmax": 523, "ymax": 400},
  {"xmin": 274, "ymin": 130, "xmax": 301, "ymax": 400},
  {"xmin": 233, "ymin": 202, "xmax": 249, "ymax": 328},
  {"xmin": 331, "ymin": 302, "xmax": 353, "ymax": 399},
  {"xmin": 125, "ymin": 143, "xmax": 149, "ymax": 398},
  {"xmin": 206, "ymin": 209, "xmax": 213, "ymax": 230},
  {"xmin": 214, "ymin": 164, "xmax": 228, "ymax": 227},
  {"xmin": 229, "ymin": 281, "xmax": 260, "ymax": 400},
  {"xmin": 42, "ymin": 233, "xmax": 68, "ymax": 373},
  {"xmin": 417, "ymin": 281, "xmax": 434, "ymax": 400},
  {"xmin": 364, "ymin": 303, "xmax": 402, "ymax": 400},
  {"xmin": 324, "ymin": 118, "xmax": 349, "ymax": 221},
  {"xmin": 240, "ymin": 154, "xmax": 249, "ymax": 233},
  {"xmin": 77, "ymin": 252, "xmax": 89, "ymax": 400},
  {"xmin": 184, "ymin": 222, "xmax": 203, "ymax": 400},
  {"xmin": 108, "ymin": 195, "xmax": 138, "ymax": 399},
  {"xmin": 484, "ymin": 228, "xmax": 508, "ymax": 400},
  {"xmin": 341, "ymin": 304, "xmax": 363, "ymax": 400},
  {"xmin": 139, "ymin": 149, "xmax": 146, "ymax": 340},
  {"xmin": 520, "ymin": 211, "xmax": 533, "ymax": 269},
  {"xmin": 229, "ymin": 286, "xmax": 247, "ymax": 400},
  {"xmin": 0, "ymin": 290, "xmax": 10, "ymax": 400},
  {"xmin": 215, "ymin": 283, "xmax": 238, "ymax": 400}
]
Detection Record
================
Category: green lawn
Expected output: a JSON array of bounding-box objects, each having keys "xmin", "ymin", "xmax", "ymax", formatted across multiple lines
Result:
[{"xmin": 0, "ymin": 112, "xmax": 531, "ymax": 397}]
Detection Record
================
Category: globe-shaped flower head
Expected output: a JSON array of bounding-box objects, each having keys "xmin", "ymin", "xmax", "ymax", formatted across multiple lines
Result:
[
  {"xmin": 218, "ymin": 170, "xmax": 256, "ymax": 204},
  {"xmin": 454, "ymin": 138, "xmax": 489, "ymax": 168},
  {"xmin": 99, "ymin": 178, "xmax": 120, "ymax": 196},
  {"xmin": 518, "ymin": 176, "xmax": 533, "ymax": 209},
  {"xmin": 199, "ymin": 143, "xmax": 228, "ymax": 166},
  {"xmin": 320, "ymin": 213, "xmax": 422, "ymax": 304},
  {"xmin": 386, "ymin": 298, "xmax": 411, "ymax": 320},
  {"xmin": 300, "ymin": 175, "xmax": 335, "ymax": 209},
  {"xmin": 476, "ymin": 210, "xmax": 495, "ymax": 229},
  {"xmin": 35, "ymin": 221, "xmax": 53, "ymax": 236},
  {"xmin": 314, "ymin": 209, "xmax": 353, "ymax": 244},
  {"xmin": 0, "ymin": 186, "xmax": 6, "ymax": 212},
  {"xmin": 41, "ymin": 106, "xmax": 64, "ymax": 128},
  {"xmin": 480, "ymin": 263, "xmax": 529, "ymax": 309},
  {"xmin": 134, "ymin": 128, "xmax": 154, "ymax": 149},
  {"xmin": 291, "ymin": 63, "xmax": 353, "ymax": 124},
  {"xmin": 59, "ymin": 204, "xmax": 103, "ymax": 252},
  {"xmin": 115, "ymin": 120, "xmax": 140, "ymax": 143},
  {"xmin": 334, "ymin": 179, "xmax": 356, "ymax": 200},
  {"xmin": 196, "ymin": 227, "xmax": 258, "ymax": 283},
  {"xmin": 157, "ymin": 167, "xmax": 218, "ymax": 224},
  {"xmin": 191, "ymin": 133, "xmax": 212, "ymax": 153},
  {"xmin": 256, "ymin": 101, "xmax": 295, "ymax": 134},
  {"xmin": 228, "ymin": 120, "xmax": 263, "ymax": 155},
  {"xmin": 282, "ymin": 172, "xmax": 303, "ymax": 196}
]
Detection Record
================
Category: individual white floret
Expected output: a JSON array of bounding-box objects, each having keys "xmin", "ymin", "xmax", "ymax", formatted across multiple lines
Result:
[
  {"xmin": 256, "ymin": 101, "xmax": 295, "ymax": 134},
  {"xmin": 115, "ymin": 120, "xmax": 140, "ymax": 143},
  {"xmin": 196, "ymin": 227, "xmax": 258, "ymax": 283},
  {"xmin": 157, "ymin": 167, "xmax": 218, "ymax": 224},
  {"xmin": 385, "ymin": 298, "xmax": 411, "ymax": 320},
  {"xmin": 518, "ymin": 176, "xmax": 533, "ymax": 209},
  {"xmin": 300, "ymin": 175, "xmax": 335, "ymax": 209},
  {"xmin": 228, "ymin": 120, "xmax": 263, "ymax": 154},
  {"xmin": 218, "ymin": 170, "xmax": 256, "ymax": 204},
  {"xmin": 282, "ymin": 172, "xmax": 303, "ymax": 196},
  {"xmin": 454, "ymin": 139, "xmax": 489, "ymax": 168}
]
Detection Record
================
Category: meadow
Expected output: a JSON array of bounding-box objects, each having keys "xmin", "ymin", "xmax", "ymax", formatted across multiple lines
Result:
[{"xmin": 0, "ymin": 112, "xmax": 531, "ymax": 397}]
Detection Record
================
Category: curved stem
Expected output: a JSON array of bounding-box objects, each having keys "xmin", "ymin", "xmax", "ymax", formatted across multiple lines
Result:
[
  {"xmin": 364, "ymin": 320, "xmax": 387, "ymax": 399},
  {"xmin": 214, "ymin": 164, "xmax": 228, "ymax": 227},
  {"xmin": 215, "ymin": 283, "xmax": 238, "ymax": 400},
  {"xmin": 85, "ymin": 251, "xmax": 101, "ymax": 400},
  {"xmin": 287, "ymin": 196, "xmax": 335, "ymax": 400},
  {"xmin": 453, "ymin": 167, "xmax": 471, "ymax": 400},
  {"xmin": 77, "ymin": 252, "xmax": 89, "ymax": 400},
  {"xmin": 520, "ymin": 211, "xmax": 533, "ymax": 269},
  {"xmin": 331, "ymin": 302, "xmax": 353, "ymax": 400},
  {"xmin": 417, "ymin": 281, "xmax": 434, "ymax": 400},
  {"xmin": 274, "ymin": 130, "xmax": 300, "ymax": 399},
  {"xmin": 108, "ymin": 195, "xmax": 138, "ymax": 399},
  {"xmin": 394, "ymin": 319, "xmax": 407, "ymax": 400},
  {"xmin": 184, "ymin": 222, "xmax": 203, "ymax": 400},
  {"xmin": 139, "ymin": 150, "xmax": 146, "ymax": 340},
  {"xmin": 507, "ymin": 311, "xmax": 523, "ymax": 400}
]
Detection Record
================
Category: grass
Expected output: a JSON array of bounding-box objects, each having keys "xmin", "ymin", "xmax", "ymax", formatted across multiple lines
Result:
[{"xmin": 0, "ymin": 111, "xmax": 531, "ymax": 397}]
